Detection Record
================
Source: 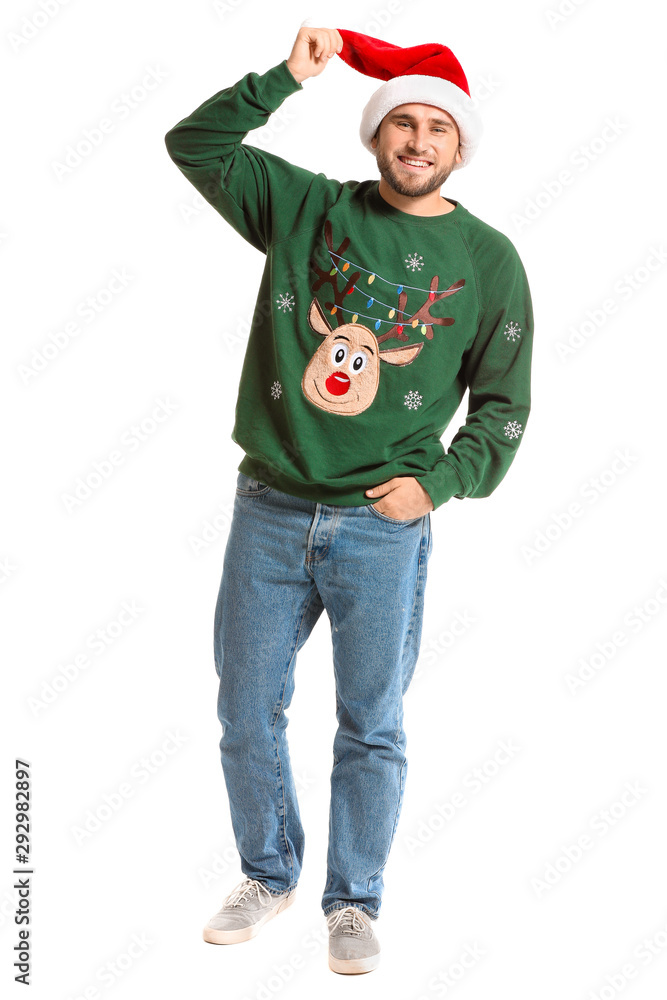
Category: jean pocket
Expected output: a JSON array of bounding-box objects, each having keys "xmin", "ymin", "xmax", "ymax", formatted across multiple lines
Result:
[
  {"xmin": 235, "ymin": 471, "xmax": 272, "ymax": 496},
  {"xmin": 366, "ymin": 502, "xmax": 423, "ymax": 526}
]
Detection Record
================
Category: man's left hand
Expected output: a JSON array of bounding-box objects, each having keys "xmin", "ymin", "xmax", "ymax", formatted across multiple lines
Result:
[{"xmin": 366, "ymin": 476, "xmax": 434, "ymax": 519}]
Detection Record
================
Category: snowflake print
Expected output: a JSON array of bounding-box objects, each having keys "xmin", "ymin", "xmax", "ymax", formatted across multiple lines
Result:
[
  {"xmin": 503, "ymin": 420, "xmax": 523, "ymax": 440},
  {"xmin": 276, "ymin": 292, "xmax": 294, "ymax": 313},
  {"xmin": 504, "ymin": 321, "xmax": 522, "ymax": 342},
  {"xmin": 270, "ymin": 381, "xmax": 282, "ymax": 400},
  {"xmin": 404, "ymin": 252, "xmax": 424, "ymax": 272},
  {"xmin": 404, "ymin": 390, "xmax": 423, "ymax": 410}
]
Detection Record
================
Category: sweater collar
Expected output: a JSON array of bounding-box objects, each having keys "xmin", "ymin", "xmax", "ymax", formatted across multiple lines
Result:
[{"xmin": 367, "ymin": 181, "xmax": 463, "ymax": 225}]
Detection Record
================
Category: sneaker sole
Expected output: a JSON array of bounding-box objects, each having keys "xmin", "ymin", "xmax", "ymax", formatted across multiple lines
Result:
[
  {"xmin": 328, "ymin": 951, "xmax": 381, "ymax": 975},
  {"xmin": 203, "ymin": 890, "xmax": 296, "ymax": 945}
]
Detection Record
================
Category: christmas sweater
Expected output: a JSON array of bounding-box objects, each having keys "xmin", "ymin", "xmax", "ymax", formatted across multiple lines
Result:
[{"xmin": 164, "ymin": 59, "xmax": 533, "ymax": 511}]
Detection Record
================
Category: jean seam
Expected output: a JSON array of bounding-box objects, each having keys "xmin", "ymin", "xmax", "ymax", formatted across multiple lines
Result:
[
  {"xmin": 395, "ymin": 516, "xmax": 428, "ymax": 739},
  {"xmin": 388, "ymin": 757, "xmax": 407, "ymax": 851},
  {"xmin": 271, "ymin": 585, "xmax": 319, "ymax": 886},
  {"xmin": 366, "ymin": 517, "xmax": 426, "ymax": 894}
]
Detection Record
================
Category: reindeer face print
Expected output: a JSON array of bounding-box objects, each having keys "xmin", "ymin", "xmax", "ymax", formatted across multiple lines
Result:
[{"xmin": 302, "ymin": 298, "xmax": 423, "ymax": 416}]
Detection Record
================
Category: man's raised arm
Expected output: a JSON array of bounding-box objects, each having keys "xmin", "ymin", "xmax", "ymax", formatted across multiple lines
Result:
[{"xmin": 164, "ymin": 27, "xmax": 344, "ymax": 252}]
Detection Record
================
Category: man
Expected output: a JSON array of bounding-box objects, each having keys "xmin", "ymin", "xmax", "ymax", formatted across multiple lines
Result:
[{"xmin": 164, "ymin": 24, "xmax": 533, "ymax": 976}]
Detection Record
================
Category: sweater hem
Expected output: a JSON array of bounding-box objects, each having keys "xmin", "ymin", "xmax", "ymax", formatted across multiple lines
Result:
[{"xmin": 238, "ymin": 456, "xmax": 426, "ymax": 508}]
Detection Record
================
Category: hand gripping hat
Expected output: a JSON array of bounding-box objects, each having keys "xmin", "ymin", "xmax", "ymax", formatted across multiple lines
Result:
[{"xmin": 335, "ymin": 27, "xmax": 482, "ymax": 170}]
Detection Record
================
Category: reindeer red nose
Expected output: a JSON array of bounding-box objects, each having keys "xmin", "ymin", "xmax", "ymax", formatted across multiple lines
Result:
[{"xmin": 325, "ymin": 370, "xmax": 350, "ymax": 395}]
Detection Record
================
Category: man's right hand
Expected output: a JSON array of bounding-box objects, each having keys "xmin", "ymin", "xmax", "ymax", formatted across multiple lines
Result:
[{"xmin": 286, "ymin": 27, "xmax": 343, "ymax": 84}]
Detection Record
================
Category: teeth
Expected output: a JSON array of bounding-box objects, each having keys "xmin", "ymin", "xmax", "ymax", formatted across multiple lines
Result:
[{"xmin": 400, "ymin": 157, "xmax": 430, "ymax": 167}]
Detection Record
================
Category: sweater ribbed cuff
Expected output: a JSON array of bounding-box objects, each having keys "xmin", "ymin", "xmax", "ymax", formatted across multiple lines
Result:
[
  {"xmin": 418, "ymin": 461, "xmax": 467, "ymax": 511},
  {"xmin": 272, "ymin": 58, "xmax": 304, "ymax": 96}
]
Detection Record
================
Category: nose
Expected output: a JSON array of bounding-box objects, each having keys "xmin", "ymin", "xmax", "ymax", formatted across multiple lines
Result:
[
  {"xmin": 325, "ymin": 370, "xmax": 350, "ymax": 396},
  {"xmin": 406, "ymin": 124, "xmax": 433, "ymax": 156}
]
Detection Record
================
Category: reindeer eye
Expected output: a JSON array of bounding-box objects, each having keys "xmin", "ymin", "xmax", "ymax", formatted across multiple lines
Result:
[
  {"xmin": 350, "ymin": 351, "xmax": 368, "ymax": 373},
  {"xmin": 331, "ymin": 344, "xmax": 348, "ymax": 366}
]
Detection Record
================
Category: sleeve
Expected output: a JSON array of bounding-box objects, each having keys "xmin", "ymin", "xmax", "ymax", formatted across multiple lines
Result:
[
  {"xmin": 418, "ymin": 241, "xmax": 534, "ymax": 510},
  {"xmin": 163, "ymin": 58, "xmax": 343, "ymax": 253}
]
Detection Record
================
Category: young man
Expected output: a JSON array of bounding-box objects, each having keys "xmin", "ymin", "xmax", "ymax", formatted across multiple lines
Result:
[{"xmin": 164, "ymin": 25, "xmax": 533, "ymax": 975}]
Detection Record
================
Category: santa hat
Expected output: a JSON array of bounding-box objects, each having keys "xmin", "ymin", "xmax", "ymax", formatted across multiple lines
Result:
[{"xmin": 335, "ymin": 27, "xmax": 482, "ymax": 170}]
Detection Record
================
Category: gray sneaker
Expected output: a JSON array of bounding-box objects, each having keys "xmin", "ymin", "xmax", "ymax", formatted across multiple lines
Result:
[
  {"xmin": 203, "ymin": 878, "xmax": 296, "ymax": 945},
  {"xmin": 327, "ymin": 905, "xmax": 381, "ymax": 974}
]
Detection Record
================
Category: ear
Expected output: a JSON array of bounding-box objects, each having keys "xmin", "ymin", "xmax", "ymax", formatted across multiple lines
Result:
[
  {"xmin": 308, "ymin": 298, "xmax": 333, "ymax": 337},
  {"xmin": 379, "ymin": 342, "xmax": 424, "ymax": 366}
]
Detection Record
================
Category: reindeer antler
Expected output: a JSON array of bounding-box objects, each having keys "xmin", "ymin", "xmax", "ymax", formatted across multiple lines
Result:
[
  {"xmin": 310, "ymin": 223, "xmax": 465, "ymax": 341},
  {"xmin": 309, "ymin": 220, "xmax": 361, "ymax": 327},
  {"xmin": 377, "ymin": 277, "xmax": 465, "ymax": 344}
]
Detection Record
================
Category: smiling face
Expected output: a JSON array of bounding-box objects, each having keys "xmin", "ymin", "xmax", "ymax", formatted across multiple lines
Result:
[
  {"xmin": 371, "ymin": 103, "xmax": 462, "ymax": 197},
  {"xmin": 302, "ymin": 323, "xmax": 381, "ymax": 416},
  {"xmin": 302, "ymin": 298, "xmax": 423, "ymax": 416}
]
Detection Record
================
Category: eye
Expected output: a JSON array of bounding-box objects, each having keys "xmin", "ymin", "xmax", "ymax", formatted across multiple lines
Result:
[
  {"xmin": 331, "ymin": 343, "xmax": 348, "ymax": 366},
  {"xmin": 349, "ymin": 351, "xmax": 367, "ymax": 374}
]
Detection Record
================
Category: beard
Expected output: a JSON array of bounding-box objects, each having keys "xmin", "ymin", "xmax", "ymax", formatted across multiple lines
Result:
[{"xmin": 375, "ymin": 144, "xmax": 458, "ymax": 197}]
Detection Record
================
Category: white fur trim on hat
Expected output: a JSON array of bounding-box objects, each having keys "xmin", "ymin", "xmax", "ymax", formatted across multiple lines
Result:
[{"xmin": 360, "ymin": 74, "xmax": 483, "ymax": 170}]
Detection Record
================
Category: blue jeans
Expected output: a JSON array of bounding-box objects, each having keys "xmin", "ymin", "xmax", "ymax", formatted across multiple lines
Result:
[{"xmin": 213, "ymin": 471, "xmax": 433, "ymax": 921}]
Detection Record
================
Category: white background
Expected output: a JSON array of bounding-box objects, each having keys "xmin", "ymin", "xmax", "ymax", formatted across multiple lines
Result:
[{"xmin": 2, "ymin": 0, "xmax": 666, "ymax": 998}]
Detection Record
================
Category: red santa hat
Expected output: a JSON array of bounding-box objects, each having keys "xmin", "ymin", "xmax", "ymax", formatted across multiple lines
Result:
[{"xmin": 335, "ymin": 27, "xmax": 482, "ymax": 170}]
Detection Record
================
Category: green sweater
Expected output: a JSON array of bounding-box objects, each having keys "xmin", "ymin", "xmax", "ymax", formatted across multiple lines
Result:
[{"xmin": 164, "ymin": 59, "xmax": 533, "ymax": 510}]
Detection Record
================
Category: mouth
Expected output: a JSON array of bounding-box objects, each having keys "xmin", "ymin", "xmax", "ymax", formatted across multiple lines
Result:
[
  {"xmin": 313, "ymin": 379, "xmax": 359, "ymax": 406},
  {"xmin": 397, "ymin": 155, "xmax": 433, "ymax": 171}
]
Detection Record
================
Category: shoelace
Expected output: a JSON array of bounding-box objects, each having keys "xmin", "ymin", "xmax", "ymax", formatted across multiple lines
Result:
[
  {"xmin": 224, "ymin": 878, "xmax": 274, "ymax": 909},
  {"xmin": 327, "ymin": 906, "xmax": 368, "ymax": 936}
]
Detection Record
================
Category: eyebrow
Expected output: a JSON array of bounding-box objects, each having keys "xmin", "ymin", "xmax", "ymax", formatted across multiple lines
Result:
[
  {"xmin": 333, "ymin": 334, "xmax": 375, "ymax": 356},
  {"xmin": 387, "ymin": 112, "xmax": 455, "ymax": 127}
]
